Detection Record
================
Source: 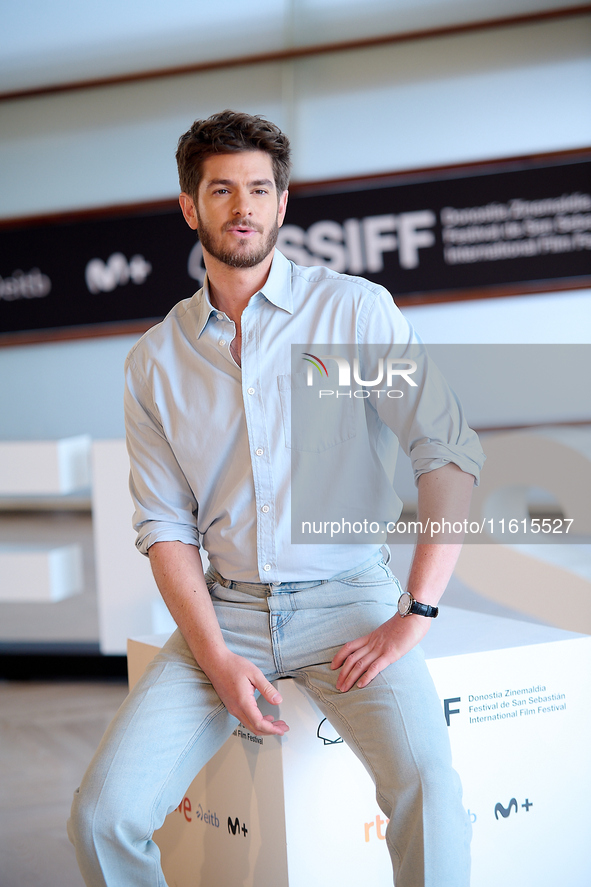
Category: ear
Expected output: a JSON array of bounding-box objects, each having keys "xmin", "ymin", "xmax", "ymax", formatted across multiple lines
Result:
[
  {"xmin": 277, "ymin": 189, "xmax": 289, "ymax": 228},
  {"xmin": 179, "ymin": 192, "xmax": 198, "ymax": 230}
]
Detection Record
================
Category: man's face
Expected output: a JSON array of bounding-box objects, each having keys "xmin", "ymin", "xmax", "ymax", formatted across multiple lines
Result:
[{"xmin": 180, "ymin": 151, "xmax": 288, "ymax": 269}]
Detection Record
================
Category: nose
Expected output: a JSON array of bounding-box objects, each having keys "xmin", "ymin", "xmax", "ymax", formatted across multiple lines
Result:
[{"xmin": 232, "ymin": 188, "xmax": 252, "ymax": 217}]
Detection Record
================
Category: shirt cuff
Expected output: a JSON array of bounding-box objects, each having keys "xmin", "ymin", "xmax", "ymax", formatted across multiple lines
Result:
[
  {"xmin": 411, "ymin": 440, "xmax": 485, "ymax": 486},
  {"xmin": 135, "ymin": 521, "xmax": 201, "ymax": 556}
]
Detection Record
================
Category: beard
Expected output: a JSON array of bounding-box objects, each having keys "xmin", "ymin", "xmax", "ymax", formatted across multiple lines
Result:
[{"xmin": 196, "ymin": 212, "xmax": 280, "ymax": 269}]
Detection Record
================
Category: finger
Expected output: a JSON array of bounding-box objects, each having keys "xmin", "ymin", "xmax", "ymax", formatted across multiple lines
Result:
[
  {"xmin": 262, "ymin": 714, "xmax": 290, "ymax": 731},
  {"xmin": 237, "ymin": 706, "xmax": 289, "ymax": 736},
  {"xmin": 337, "ymin": 649, "xmax": 380, "ymax": 692},
  {"xmin": 331, "ymin": 635, "xmax": 368, "ymax": 670},
  {"xmin": 335, "ymin": 642, "xmax": 372, "ymax": 689},
  {"xmin": 253, "ymin": 675, "xmax": 283, "ymax": 706},
  {"xmin": 238, "ymin": 686, "xmax": 289, "ymax": 735},
  {"xmin": 356, "ymin": 656, "xmax": 388, "ymax": 689},
  {"xmin": 249, "ymin": 713, "xmax": 290, "ymax": 736}
]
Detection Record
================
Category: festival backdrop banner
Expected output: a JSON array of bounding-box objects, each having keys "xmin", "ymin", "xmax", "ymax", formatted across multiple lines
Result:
[{"xmin": 1, "ymin": 151, "xmax": 589, "ymax": 341}]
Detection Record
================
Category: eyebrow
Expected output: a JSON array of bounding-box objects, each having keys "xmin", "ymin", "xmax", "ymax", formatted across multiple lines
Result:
[{"xmin": 206, "ymin": 178, "xmax": 275, "ymax": 189}]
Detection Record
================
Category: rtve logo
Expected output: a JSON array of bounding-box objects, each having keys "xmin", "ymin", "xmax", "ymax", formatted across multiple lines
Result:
[
  {"xmin": 365, "ymin": 813, "xmax": 389, "ymax": 843},
  {"xmin": 278, "ymin": 211, "xmax": 436, "ymax": 274}
]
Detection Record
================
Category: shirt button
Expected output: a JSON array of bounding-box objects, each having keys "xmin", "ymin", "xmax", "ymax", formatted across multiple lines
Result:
[
  {"xmin": 255, "ymin": 447, "xmax": 264, "ymax": 456},
  {"xmin": 247, "ymin": 387, "xmax": 255, "ymax": 395},
  {"xmin": 218, "ymin": 338, "xmax": 226, "ymax": 347},
  {"xmin": 261, "ymin": 504, "xmax": 270, "ymax": 513},
  {"xmin": 216, "ymin": 312, "xmax": 224, "ymax": 320},
  {"xmin": 263, "ymin": 564, "xmax": 271, "ymax": 572}
]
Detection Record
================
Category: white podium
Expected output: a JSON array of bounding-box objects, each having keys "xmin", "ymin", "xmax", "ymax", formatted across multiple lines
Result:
[{"xmin": 127, "ymin": 608, "xmax": 591, "ymax": 887}]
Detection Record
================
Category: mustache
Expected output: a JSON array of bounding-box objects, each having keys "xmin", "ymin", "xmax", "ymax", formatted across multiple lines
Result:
[{"xmin": 224, "ymin": 219, "xmax": 263, "ymax": 233}]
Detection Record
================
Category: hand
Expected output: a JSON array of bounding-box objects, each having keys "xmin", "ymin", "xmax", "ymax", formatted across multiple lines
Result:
[
  {"xmin": 331, "ymin": 613, "xmax": 430, "ymax": 693},
  {"xmin": 203, "ymin": 649, "xmax": 289, "ymax": 737}
]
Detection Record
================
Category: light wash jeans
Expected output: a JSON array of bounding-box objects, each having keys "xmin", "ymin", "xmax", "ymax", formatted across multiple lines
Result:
[{"xmin": 68, "ymin": 553, "xmax": 471, "ymax": 886}]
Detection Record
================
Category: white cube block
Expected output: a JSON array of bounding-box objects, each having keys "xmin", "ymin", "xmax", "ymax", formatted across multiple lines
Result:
[
  {"xmin": 92, "ymin": 441, "xmax": 173, "ymax": 654},
  {"xmin": 128, "ymin": 610, "xmax": 591, "ymax": 887},
  {"xmin": 0, "ymin": 543, "xmax": 83, "ymax": 601},
  {"xmin": 93, "ymin": 440, "xmax": 203, "ymax": 654},
  {"xmin": 127, "ymin": 634, "xmax": 172, "ymax": 690},
  {"xmin": 0, "ymin": 436, "xmax": 91, "ymax": 496}
]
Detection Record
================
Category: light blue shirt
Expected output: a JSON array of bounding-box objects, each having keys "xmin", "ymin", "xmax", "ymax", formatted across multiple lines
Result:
[{"xmin": 124, "ymin": 249, "xmax": 484, "ymax": 582}]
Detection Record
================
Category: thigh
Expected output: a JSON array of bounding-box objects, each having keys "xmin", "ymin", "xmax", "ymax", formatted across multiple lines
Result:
[
  {"xmin": 279, "ymin": 562, "xmax": 462, "ymax": 834},
  {"xmin": 296, "ymin": 644, "xmax": 454, "ymax": 797},
  {"xmin": 77, "ymin": 629, "xmax": 238, "ymax": 834},
  {"xmin": 290, "ymin": 612, "xmax": 470, "ymax": 886}
]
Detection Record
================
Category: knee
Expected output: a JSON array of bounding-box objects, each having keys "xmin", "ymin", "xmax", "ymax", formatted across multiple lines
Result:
[
  {"xmin": 67, "ymin": 782, "xmax": 123, "ymax": 854},
  {"xmin": 379, "ymin": 749, "xmax": 462, "ymax": 822},
  {"xmin": 68, "ymin": 785, "xmax": 99, "ymax": 852}
]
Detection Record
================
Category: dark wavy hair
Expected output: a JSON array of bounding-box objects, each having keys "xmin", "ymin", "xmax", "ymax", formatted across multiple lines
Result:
[{"xmin": 176, "ymin": 110, "xmax": 291, "ymax": 199}]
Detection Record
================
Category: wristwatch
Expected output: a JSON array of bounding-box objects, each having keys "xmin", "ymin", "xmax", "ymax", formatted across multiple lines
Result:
[{"xmin": 397, "ymin": 591, "xmax": 439, "ymax": 618}]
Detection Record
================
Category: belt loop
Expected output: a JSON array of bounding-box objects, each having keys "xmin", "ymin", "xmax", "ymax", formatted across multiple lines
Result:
[{"xmin": 207, "ymin": 566, "xmax": 231, "ymax": 588}]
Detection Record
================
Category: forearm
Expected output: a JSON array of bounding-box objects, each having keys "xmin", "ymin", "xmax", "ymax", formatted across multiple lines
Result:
[
  {"xmin": 148, "ymin": 540, "xmax": 227, "ymax": 669},
  {"xmin": 148, "ymin": 540, "xmax": 289, "ymax": 735},
  {"xmin": 332, "ymin": 463, "xmax": 475, "ymax": 691},
  {"xmin": 407, "ymin": 462, "xmax": 475, "ymax": 607}
]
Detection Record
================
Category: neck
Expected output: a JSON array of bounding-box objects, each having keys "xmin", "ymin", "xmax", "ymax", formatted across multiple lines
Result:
[{"xmin": 205, "ymin": 249, "xmax": 274, "ymax": 325}]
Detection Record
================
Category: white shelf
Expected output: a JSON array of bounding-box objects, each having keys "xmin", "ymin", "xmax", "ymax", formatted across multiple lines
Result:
[
  {"xmin": 0, "ymin": 436, "xmax": 91, "ymax": 497},
  {"xmin": 0, "ymin": 543, "xmax": 83, "ymax": 602}
]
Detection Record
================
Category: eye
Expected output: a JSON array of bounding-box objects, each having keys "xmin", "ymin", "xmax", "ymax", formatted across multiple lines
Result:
[{"xmin": 213, "ymin": 188, "xmax": 230, "ymax": 195}]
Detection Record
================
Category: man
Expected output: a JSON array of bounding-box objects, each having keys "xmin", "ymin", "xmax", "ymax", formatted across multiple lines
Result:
[{"xmin": 69, "ymin": 110, "xmax": 484, "ymax": 886}]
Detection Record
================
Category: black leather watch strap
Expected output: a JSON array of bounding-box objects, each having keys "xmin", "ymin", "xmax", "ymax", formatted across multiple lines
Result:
[{"xmin": 410, "ymin": 600, "xmax": 439, "ymax": 618}]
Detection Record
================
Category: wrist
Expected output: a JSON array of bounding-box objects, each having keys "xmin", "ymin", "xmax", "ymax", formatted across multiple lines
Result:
[
  {"xmin": 397, "ymin": 590, "xmax": 439, "ymax": 619},
  {"xmin": 187, "ymin": 632, "xmax": 230, "ymax": 670}
]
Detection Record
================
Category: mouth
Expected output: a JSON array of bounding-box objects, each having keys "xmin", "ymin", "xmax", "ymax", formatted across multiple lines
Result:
[{"xmin": 225, "ymin": 221, "xmax": 262, "ymax": 237}]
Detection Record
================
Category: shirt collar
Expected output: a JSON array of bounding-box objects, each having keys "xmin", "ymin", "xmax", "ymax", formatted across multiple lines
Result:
[
  {"xmin": 193, "ymin": 249, "xmax": 293, "ymax": 339},
  {"xmin": 258, "ymin": 249, "xmax": 294, "ymax": 315},
  {"xmin": 193, "ymin": 276, "xmax": 218, "ymax": 339}
]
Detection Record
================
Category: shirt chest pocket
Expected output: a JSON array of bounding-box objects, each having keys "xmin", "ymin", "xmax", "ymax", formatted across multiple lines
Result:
[{"xmin": 277, "ymin": 373, "xmax": 357, "ymax": 453}]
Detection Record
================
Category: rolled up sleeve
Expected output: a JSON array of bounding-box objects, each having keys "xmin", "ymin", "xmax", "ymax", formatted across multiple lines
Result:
[
  {"xmin": 124, "ymin": 353, "xmax": 200, "ymax": 555},
  {"xmin": 363, "ymin": 288, "xmax": 485, "ymax": 486}
]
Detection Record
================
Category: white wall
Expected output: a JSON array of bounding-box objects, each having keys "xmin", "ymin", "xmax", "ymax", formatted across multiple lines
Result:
[
  {"xmin": 2, "ymin": 0, "xmax": 580, "ymax": 93},
  {"xmin": 0, "ymin": 335, "xmax": 137, "ymax": 440},
  {"xmin": 1, "ymin": 7, "xmax": 590, "ymax": 440},
  {"xmin": 1, "ymin": 16, "xmax": 590, "ymax": 217}
]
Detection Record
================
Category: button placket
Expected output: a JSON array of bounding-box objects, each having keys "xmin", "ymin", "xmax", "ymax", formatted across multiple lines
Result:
[{"xmin": 240, "ymin": 304, "xmax": 277, "ymax": 581}]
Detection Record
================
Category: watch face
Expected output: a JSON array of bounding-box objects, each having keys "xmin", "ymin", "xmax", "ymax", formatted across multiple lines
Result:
[{"xmin": 398, "ymin": 592, "xmax": 412, "ymax": 616}]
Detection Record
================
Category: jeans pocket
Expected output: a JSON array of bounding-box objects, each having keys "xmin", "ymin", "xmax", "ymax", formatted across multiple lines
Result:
[{"xmin": 339, "ymin": 560, "xmax": 397, "ymax": 588}]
